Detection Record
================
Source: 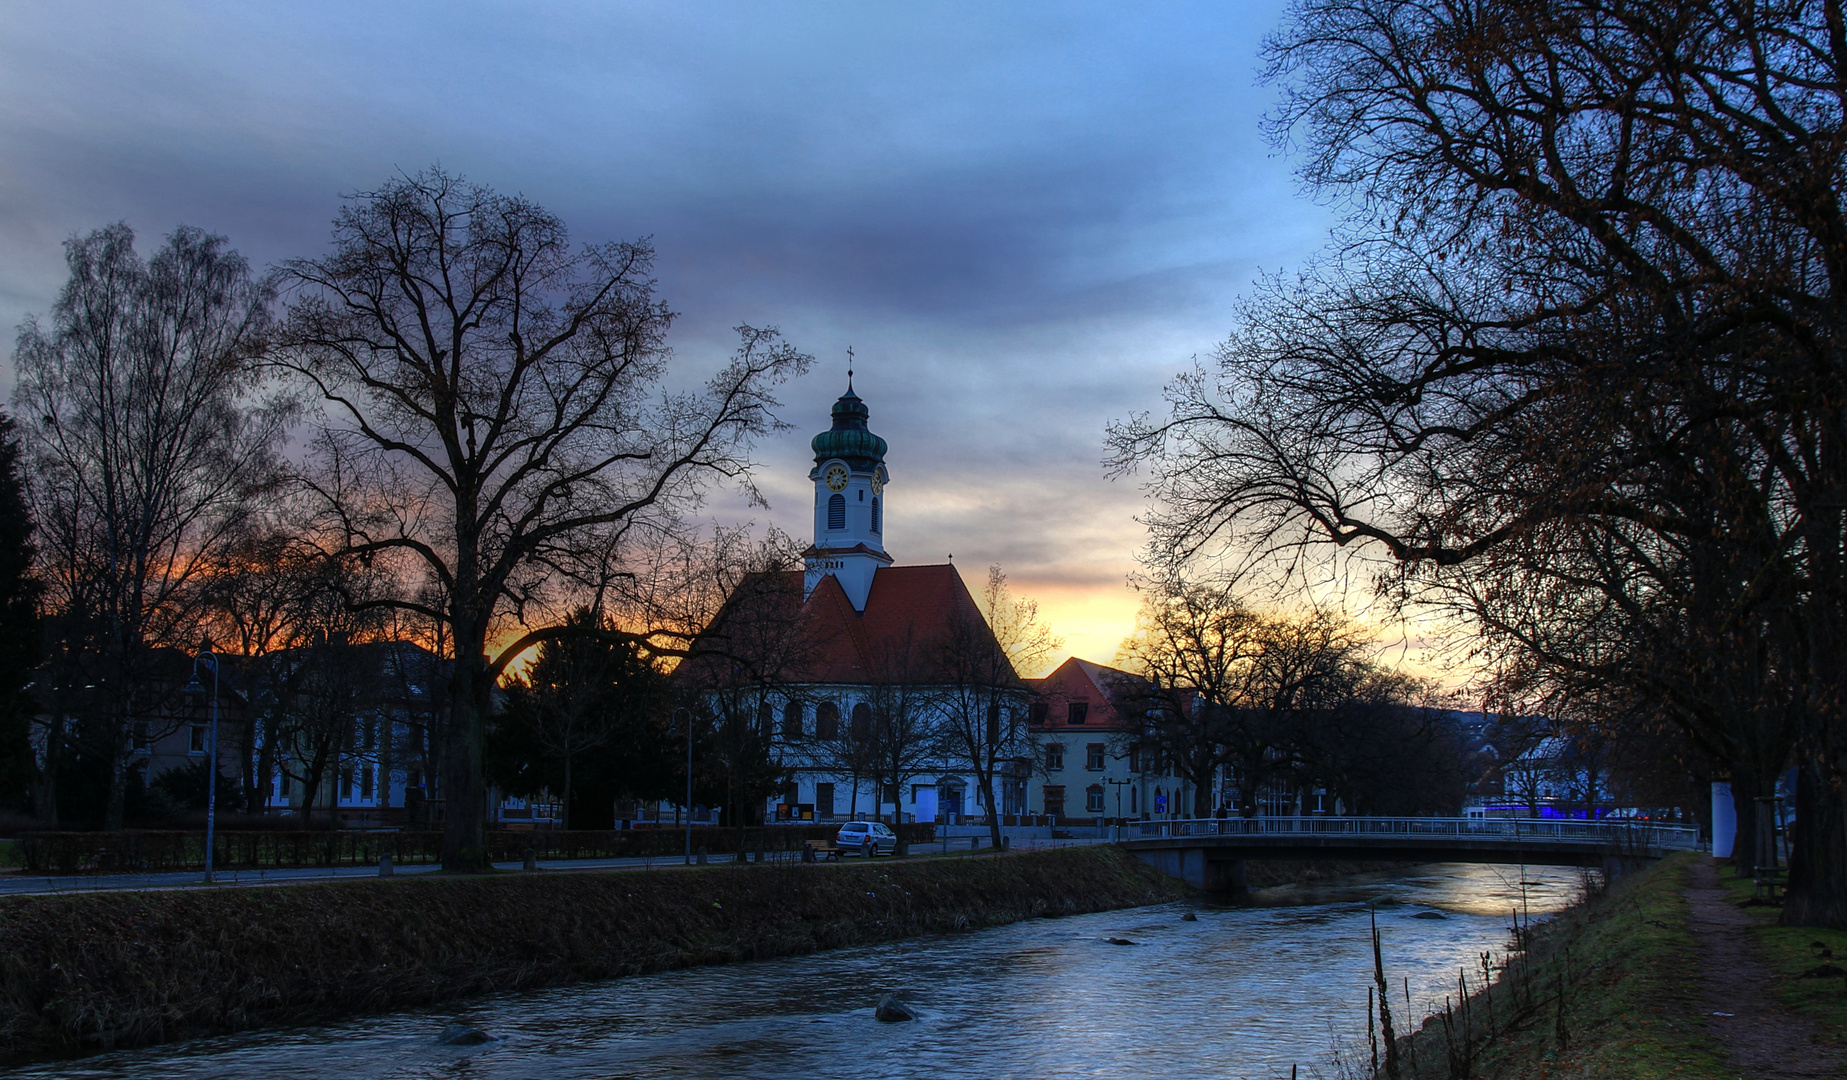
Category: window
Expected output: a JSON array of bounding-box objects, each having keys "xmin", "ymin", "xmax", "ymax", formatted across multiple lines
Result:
[
  {"xmin": 361, "ymin": 766, "xmax": 374, "ymax": 800},
  {"xmin": 1086, "ymin": 743, "xmax": 1106, "ymax": 771},
  {"xmin": 816, "ymin": 782, "xmax": 835, "ymax": 818},
  {"xmin": 850, "ymin": 701, "xmax": 871, "ymax": 739},
  {"xmin": 1128, "ymin": 747, "xmax": 1141, "ymax": 773},
  {"xmin": 816, "ymin": 701, "xmax": 840, "ymax": 740},
  {"xmin": 1045, "ymin": 743, "xmax": 1065, "ymax": 771},
  {"xmin": 783, "ymin": 701, "xmax": 804, "ymax": 740},
  {"xmin": 758, "ymin": 700, "xmax": 774, "ymax": 734},
  {"xmin": 132, "ymin": 722, "xmax": 150, "ymax": 751},
  {"xmin": 1029, "ymin": 701, "xmax": 1048, "ymax": 726},
  {"xmin": 1067, "ymin": 701, "xmax": 1089, "ymax": 725},
  {"xmin": 190, "ymin": 725, "xmax": 207, "ymax": 754},
  {"xmin": 1043, "ymin": 785, "xmax": 1065, "ymax": 819},
  {"xmin": 986, "ymin": 702, "xmax": 1001, "ymax": 747},
  {"xmin": 1086, "ymin": 785, "xmax": 1105, "ymax": 814},
  {"xmin": 871, "ymin": 497, "xmax": 881, "ymax": 533},
  {"xmin": 827, "ymin": 493, "xmax": 846, "ymax": 530},
  {"xmin": 1131, "ymin": 786, "xmax": 1138, "ymax": 813}
]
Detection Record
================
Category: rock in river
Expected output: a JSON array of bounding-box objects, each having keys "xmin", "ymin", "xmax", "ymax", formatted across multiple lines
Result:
[
  {"xmin": 440, "ymin": 1024, "xmax": 495, "ymax": 1045},
  {"xmin": 1412, "ymin": 911, "xmax": 1446, "ymax": 920},
  {"xmin": 1106, "ymin": 938, "xmax": 1136, "ymax": 946},
  {"xmin": 875, "ymin": 994, "xmax": 918, "ymax": 1022},
  {"xmin": 1181, "ymin": 912, "xmax": 1198, "ymax": 921}
]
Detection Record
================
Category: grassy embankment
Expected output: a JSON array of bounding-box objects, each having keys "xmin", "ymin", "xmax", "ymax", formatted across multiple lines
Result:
[
  {"xmin": 1387, "ymin": 852, "xmax": 1847, "ymax": 1079},
  {"xmin": 0, "ymin": 843, "xmax": 1187, "ymax": 1064}
]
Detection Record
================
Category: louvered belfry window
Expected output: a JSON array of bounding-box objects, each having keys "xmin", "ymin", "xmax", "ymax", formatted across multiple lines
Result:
[{"xmin": 828, "ymin": 493, "xmax": 846, "ymax": 530}]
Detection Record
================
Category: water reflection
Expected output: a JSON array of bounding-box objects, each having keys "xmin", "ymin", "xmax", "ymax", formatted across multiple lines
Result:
[{"xmin": 11, "ymin": 862, "xmax": 1590, "ymax": 1080}]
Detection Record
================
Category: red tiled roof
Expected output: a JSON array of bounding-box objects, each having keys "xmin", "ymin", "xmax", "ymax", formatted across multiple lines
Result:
[
  {"xmin": 676, "ymin": 564, "xmax": 1018, "ymax": 687},
  {"xmin": 1026, "ymin": 655, "xmax": 1150, "ymax": 730}
]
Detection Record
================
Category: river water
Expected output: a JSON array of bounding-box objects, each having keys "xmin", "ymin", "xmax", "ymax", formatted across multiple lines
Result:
[{"xmin": 10, "ymin": 862, "xmax": 1588, "ymax": 1080}]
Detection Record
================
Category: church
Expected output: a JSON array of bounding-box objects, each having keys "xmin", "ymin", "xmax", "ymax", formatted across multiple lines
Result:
[{"xmin": 680, "ymin": 378, "xmax": 1201, "ymax": 829}]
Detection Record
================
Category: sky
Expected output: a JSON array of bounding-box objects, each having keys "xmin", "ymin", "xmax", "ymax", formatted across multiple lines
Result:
[{"xmin": 0, "ymin": 0, "xmax": 1336, "ymax": 674}]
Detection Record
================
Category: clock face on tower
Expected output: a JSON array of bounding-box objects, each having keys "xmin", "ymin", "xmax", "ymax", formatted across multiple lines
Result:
[
  {"xmin": 824, "ymin": 464, "xmax": 849, "ymax": 491},
  {"xmin": 871, "ymin": 466, "xmax": 887, "ymax": 494}
]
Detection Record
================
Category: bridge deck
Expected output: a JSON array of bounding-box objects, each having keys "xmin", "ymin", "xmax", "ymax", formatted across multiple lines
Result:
[{"xmin": 1119, "ymin": 817, "xmax": 1702, "ymax": 888}]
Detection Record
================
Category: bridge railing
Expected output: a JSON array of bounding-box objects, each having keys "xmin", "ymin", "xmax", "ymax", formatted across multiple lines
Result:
[{"xmin": 1130, "ymin": 816, "xmax": 1701, "ymax": 850}]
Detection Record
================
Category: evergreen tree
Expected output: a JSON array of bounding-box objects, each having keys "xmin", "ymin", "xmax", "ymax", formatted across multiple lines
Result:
[
  {"xmin": 0, "ymin": 414, "xmax": 38, "ymax": 813},
  {"xmin": 487, "ymin": 608, "xmax": 674, "ymax": 829}
]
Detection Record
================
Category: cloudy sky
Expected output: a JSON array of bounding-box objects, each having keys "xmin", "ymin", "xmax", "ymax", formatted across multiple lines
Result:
[{"xmin": 0, "ymin": 1, "xmax": 1334, "ymax": 672}]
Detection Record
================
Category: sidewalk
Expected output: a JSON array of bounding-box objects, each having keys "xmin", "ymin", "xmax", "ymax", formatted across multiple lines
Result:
[{"xmin": 0, "ymin": 835, "xmax": 1108, "ymax": 896}]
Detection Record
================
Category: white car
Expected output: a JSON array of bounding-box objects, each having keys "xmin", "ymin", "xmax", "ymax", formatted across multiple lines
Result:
[{"xmin": 836, "ymin": 821, "xmax": 897, "ymax": 856}]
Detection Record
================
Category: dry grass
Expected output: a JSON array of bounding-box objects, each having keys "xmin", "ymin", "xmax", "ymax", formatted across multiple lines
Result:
[{"xmin": 0, "ymin": 844, "xmax": 1187, "ymax": 1064}]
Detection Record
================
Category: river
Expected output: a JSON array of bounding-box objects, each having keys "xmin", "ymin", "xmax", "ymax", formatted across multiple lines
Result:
[{"xmin": 8, "ymin": 862, "xmax": 1589, "ymax": 1080}]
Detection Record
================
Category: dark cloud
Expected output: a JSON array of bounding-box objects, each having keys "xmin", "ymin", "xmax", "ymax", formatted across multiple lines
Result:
[{"xmin": 0, "ymin": 0, "xmax": 1329, "ymax": 663}]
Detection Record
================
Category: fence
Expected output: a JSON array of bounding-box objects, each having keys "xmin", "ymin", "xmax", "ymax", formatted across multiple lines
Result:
[
  {"xmin": 1130, "ymin": 816, "xmax": 1702, "ymax": 849},
  {"xmin": 12, "ymin": 822, "xmax": 940, "ymax": 874}
]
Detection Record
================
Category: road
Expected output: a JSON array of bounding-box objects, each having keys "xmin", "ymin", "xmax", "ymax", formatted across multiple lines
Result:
[{"xmin": 0, "ymin": 836, "xmax": 1103, "ymax": 896}]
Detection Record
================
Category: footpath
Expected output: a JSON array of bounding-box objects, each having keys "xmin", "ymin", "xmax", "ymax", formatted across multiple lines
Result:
[
  {"xmin": 1395, "ymin": 853, "xmax": 1847, "ymax": 1079},
  {"xmin": 1684, "ymin": 860, "xmax": 1843, "ymax": 1079},
  {"xmin": 0, "ymin": 836, "xmax": 1106, "ymax": 896}
]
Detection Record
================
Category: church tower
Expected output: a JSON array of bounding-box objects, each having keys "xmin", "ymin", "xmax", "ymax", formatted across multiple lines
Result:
[{"xmin": 804, "ymin": 377, "xmax": 892, "ymax": 611}]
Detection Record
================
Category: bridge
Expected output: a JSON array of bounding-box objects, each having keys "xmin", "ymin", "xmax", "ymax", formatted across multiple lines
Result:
[{"xmin": 1120, "ymin": 816, "xmax": 1704, "ymax": 893}]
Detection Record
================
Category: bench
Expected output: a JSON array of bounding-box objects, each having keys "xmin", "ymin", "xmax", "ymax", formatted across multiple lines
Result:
[{"xmin": 803, "ymin": 839, "xmax": 844, "ymax": 862}]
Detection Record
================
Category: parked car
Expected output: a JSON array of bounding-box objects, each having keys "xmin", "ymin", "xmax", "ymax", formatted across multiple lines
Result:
[{"xmin": 836, "ymin": 820, "xmax": 897, "ymax": 856}]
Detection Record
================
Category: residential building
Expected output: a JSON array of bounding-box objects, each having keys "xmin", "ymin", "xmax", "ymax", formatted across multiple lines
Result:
[{"xmin": 1026, "ymin": 656, "xmax": 1191, "ymax": 823}]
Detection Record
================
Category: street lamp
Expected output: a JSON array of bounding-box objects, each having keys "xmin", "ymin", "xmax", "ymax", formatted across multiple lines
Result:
[
  {"xmin": 1107, "ymin": 777, "xmax": 1133, "ymax": 840},
  {"xmin": 673, "ymin": 706, "xmax": 693, "ymax": 865},
  {"xmin": 182, "ymin": 647, "xmax": 220, "ymax": 885}
]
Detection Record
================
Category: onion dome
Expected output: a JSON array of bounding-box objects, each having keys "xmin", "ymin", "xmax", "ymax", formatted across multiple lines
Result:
[{"xmin": 811, "ymin": 382, "xmax": 887, "ymax": 468}]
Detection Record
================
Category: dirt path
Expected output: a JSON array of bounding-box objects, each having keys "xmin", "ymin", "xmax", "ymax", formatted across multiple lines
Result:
[{"xmin": 1685, "ymin": 860, "xmax": 1846, "ymax": 1079}]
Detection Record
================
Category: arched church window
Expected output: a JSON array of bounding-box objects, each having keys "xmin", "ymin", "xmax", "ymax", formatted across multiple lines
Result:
[
  {"xmin": 871, "ymin": 498, "xmax": 880, "ymax": 533},
  {"xmin": 758, "ymin": 700, "xmax": 774, "ymax": 735},
  {"xmin": 783, "ymin": 701, "xmax": 804, "ymax": 740},
  {"xmin": 815, "ymin": 701, "xmax": 840, "ymax": 740},
  {"xmin": 828, "ymin": 493, "xmax": 845, "ymax": 530},
  {"xmin": 851, "ymin": 702, "xmax": 871, "ymax": 739}
]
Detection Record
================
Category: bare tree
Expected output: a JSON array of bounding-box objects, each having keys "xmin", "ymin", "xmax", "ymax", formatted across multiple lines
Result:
[
  {"xmin": 1117, "ymin": 574, "xmax": 1380, "ymax": 817},
  {"xmin": 672, "ymin": 530, "xmax": 817, "ymax": 827},
  {"xmin": 860, "ymin": 632, "xmax": 939, "ymax": 844},
  {"xmin": 936, "ymin": 565, "xmax": 1059, "ymax": 850},
  {"xmin": 1115, "ymin": 576, "xmax": 1263, "ymax": 818},
  {"xmin": 203, "ymin": 527, "xmax": 316, "ymax": 813},
  {"xmin": 236, "ymin": 549, "xmax": 394, "ymax": 826},
  {"xmin": 276, "ymin": 169, "xmax": 809, "ymax": 869},
  {"xmin": 15, "ymin": 224, "xmax": 288, "ymax": 828},
  {"xmin": 1106, "ymin": 0, "xmax": 1847, "ymax": 926}
]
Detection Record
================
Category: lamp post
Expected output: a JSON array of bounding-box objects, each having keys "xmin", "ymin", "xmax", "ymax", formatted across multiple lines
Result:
[
  {"xmin": 673, "ymin": 706, "xmax": 693, "ymax": 865},
  {"xmin": 183, "ymin": 648, "xmax": 220, "ymax": 885},
  {"xmin": 1107, "ymin": 777, "xmax": 1132, "ymax": 840}
]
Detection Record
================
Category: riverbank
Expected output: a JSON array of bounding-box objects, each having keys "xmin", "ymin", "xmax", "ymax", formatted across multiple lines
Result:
[
  {"xmin": 1388, "ymin": 853, "xmax": 1847, "ymax": 1079},
  {"xmin": 0, "ymin": 844, "xmax": 1186, "ymax": 1064}
]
